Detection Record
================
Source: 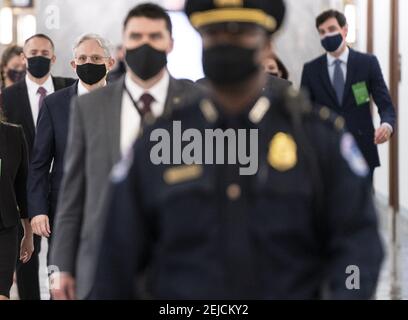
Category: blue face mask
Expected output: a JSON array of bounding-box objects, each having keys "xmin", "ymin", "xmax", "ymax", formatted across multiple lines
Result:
[{"xmin": 321, "ymin": 32, "xmax": 344, "ymax": 53}]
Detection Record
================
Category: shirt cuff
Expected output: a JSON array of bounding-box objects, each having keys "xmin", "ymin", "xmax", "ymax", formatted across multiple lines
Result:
[{"xmin": 381, "ymin": 123, "xmax": 393, "ymax": 134}]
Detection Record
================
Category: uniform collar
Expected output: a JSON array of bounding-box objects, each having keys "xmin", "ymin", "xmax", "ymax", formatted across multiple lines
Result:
[
  {"xmin": 199, "ymin": 95, "xmax": 271, "ymax": 126},
  {"xmin": 327, "ymin": 46, "xmax": 349, "ymax": 66}
]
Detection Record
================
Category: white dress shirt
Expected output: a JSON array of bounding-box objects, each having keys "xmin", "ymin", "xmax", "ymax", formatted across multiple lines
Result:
[
  {"xmin": 120, "ymin": 71, "xmax": 170, "ymax": 156},
  {"xmin": 77, "ymin": 81, "xmax": 90, "ymax": 96},
  {"xmin": 327, "ymin": 47, "xmax": 392, "ymax": 133},
  {"xmin": 77, "ymin": 80, "xmax": 107, "ymax": 96},
  {"xmin": 25, "ymin": 74, "xmax": 55, "ymax": 126}
]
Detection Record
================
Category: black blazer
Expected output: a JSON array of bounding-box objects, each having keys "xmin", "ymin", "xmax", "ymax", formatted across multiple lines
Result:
[
  {"xmin": 301, "ymin": 48, "xmax": 396, "ymax": 169},
  {"xmin": 0, "ymin": 122, "xmax": 28, "ymax": 228},
  {"xmin": 27, "ymin": 82, "xmax": 78, "ymax": 220},
  {"xmin": 1, "ymin": 76, "xmax": 76, "ymax": 156}
]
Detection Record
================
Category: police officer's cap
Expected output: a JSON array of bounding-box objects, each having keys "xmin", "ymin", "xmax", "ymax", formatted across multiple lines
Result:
[{"xmin": 185, "ymin": 0, "xmax": 286, "ymax": 34}]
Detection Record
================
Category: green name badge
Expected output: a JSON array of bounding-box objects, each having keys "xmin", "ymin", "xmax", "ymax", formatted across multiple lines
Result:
[{"xmin": 352, "ymin": 81, "xmax": 370, "ymax": 106}]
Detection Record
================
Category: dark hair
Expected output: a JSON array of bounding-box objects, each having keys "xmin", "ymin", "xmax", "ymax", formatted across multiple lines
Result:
[
  {"xmin": 316, "ymin": 9, "xmax": 347, "ymax": 29},
  {"xmin": 123, "ymin": 3, "xmax": 172, "ymax": 35},
  {"xmin": 0, "ymin": 45, "xmax": 23, "ymax": 87},
  {"xmin": 24, "ymin": 33, "xmax": 55, "ymax": 50},
  {"xmin": 265, "ymin": 51, "xmax": 289, "ymax": 80}
]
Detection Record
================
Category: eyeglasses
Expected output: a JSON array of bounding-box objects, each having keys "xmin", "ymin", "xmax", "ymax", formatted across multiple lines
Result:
[{"xmin": 75, "ymin": 55, "xmax": 108, "ymax": 64}]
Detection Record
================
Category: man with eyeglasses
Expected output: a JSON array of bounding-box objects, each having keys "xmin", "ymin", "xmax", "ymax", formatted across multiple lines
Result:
[
  {"xmin": 27, "ymin": 33, "xmax": 114, "ymax": 297},
  {"xmin": 49, "ymin": 3, "xmax": 200, "ymax": 300}
]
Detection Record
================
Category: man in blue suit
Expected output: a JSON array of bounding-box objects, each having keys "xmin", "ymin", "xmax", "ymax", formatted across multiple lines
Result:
[
  {"xmin": 301, "ymin": 10, "xmax": 396, "ymax": 179},
  {"xmin": 27, "ymin": 34, "xmax": 114, "ymax": 246}
]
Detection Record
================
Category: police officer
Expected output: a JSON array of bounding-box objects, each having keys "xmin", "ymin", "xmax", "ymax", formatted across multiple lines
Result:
[{"xmin": 92, "ymin": 0, "xmax": 383, "ymax": 300}]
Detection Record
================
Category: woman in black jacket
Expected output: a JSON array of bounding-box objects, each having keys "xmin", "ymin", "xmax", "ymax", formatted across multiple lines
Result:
[{"xmin": 0, "ymin": 108, "xmax": 33, "ymax": 300}]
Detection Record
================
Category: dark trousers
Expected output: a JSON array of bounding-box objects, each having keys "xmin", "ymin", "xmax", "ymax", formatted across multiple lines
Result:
[
  {"xmin": 369, "ymin": 168, "xmax": 375, "ymax": 187},
  {"xmin": 0, "ymin": 225, "xmax": 18, "ymax": 298},
  {"xmin": 15, "ymin": 223, "xmax": 41, "ymax": 300}
]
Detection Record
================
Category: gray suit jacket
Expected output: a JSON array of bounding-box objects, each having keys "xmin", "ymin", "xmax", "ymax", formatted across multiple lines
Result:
[{"xmin": 49, "ymin": 75, "xmax": 202, "ymax": 299}]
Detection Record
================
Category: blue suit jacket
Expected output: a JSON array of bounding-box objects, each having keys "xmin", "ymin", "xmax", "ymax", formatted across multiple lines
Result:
[
  {"xmin": 27, "ymin": 81, "xmax": 78, "ymax": 220},
  {"xmin": 301, "ymin": 48, "xmax": 396, "ymax": 169}
]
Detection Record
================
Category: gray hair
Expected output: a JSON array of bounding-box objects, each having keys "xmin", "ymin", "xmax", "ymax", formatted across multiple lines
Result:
[{"xmin": 72, "ymin": 33, "xmax": 113, "ymax": 57}]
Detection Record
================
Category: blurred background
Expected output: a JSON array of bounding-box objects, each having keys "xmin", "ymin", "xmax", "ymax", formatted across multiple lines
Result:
[{"xmin": 0, "ymin": 0, "xmax": 407, "ymax": 299}]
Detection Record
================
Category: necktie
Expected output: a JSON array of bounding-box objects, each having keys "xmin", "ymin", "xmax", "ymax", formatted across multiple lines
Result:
[
  {"xmin": 138, "ymin": 93, "xmax": 155, "ymax": 117},
  {"xmin": 333, "ymin": 59, "xmax": 345, "ymax": 106},
  {"xmin": 37, "ymin": 86, "xmax": 47, "ymax": 110}
]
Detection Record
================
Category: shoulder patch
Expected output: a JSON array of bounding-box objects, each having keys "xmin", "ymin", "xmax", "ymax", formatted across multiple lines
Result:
[{"xmin": 340, "ymin": 133, "xmax": 369, "ymax": 177}]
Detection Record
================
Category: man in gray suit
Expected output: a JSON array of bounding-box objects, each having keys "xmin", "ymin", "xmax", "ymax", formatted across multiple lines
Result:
[{"xmin": 49, "ymin": 3, "xmax": 201, "ymax": 300}]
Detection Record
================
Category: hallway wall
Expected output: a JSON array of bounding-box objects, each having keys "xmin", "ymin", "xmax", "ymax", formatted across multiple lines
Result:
[
  {"xmin": 34, "ymin": 0, "xmax": 341, "ymax": 84},
  {"xmin": 372, "ymin": 0, "xmax": 391, "ymax": 201},
  {"xmin": 399, "ymin": 0, "xmax": 408, "ymax": 213}
]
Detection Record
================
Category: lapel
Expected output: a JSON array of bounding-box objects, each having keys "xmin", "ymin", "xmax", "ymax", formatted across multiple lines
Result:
[
  {"xmin": 105, "ymin": 76, "xmax": 125, "ymax": 165},
  {"xmin": 69, "ymin": 80, "xmax": 79, "ymax": 97},
  {"xmin": 342, "ymin": 48, "xmax": 358, "ymax": 107},
  {"xmin": 19, "ymin": 80, "xmax": 36, "ymax": 139},
  {"xmin": 52, "ymin": 76, "xmax": 65, "ymax": 91},
  {"xmin": 318, "ymin": 55, "xmax": 339, "ymax": 108},
  {"xmin": 62, "ymin": 82, "xmax": 78, "ymax": 117}
]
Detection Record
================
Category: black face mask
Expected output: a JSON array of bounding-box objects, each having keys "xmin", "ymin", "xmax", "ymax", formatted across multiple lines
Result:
[
  {"xmin": 27, "ymin": 56, "xmax": 51, "ymax": 78},
  {"xmin": 125, "ymin": 44, "xmax": 167, "ymax": 80},
  {"xmin": 76, "ymin": 63, "xmax": 107, "ymax": 85},
  {"xmin": 321, "ymin": 32, "xmax": 344, "ymax": 53},
  {"xmin": 7, "ymin": 69, "xmax": 26, "ymax": 83},
  {"xmin": 202, "ymin": 44, "xmax": 259, "ymax": 86}
]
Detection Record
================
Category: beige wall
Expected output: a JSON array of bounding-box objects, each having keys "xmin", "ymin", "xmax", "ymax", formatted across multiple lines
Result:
[
  {"xmin": 398, "ymin": 0, "xmax": 408, "ymax": 214},
  {"xmin": 34, "ymin": 0, "xmax": 341, "ymax": 83},
  {"xmin": 35, "ymin": 0, "xmax": 165, "ymax": 77}
]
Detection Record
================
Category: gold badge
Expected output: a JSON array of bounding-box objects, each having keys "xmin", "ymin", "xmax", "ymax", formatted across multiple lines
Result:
[
  {"xmin": 268, "ymin": 133, "xmax": 297, "ymax": 172},
  {"xmin": 163, "ymin": 164, "xmax": 203, "ymax": 185}
]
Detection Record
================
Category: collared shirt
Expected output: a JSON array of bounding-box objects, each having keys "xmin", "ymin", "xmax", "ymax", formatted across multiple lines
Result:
[
  {"xmin": 120, "ymin": 71, "xmax": 170, "ymax": 156},
  {"xmin": 327, "ymin": 46, "xmax": 349, "ymax": 85},
  {"xmin": 77, "ymin": 81, "xmax": 90, "ymax": 96},
  {"xmin": 77, "ymin": 80, "xmax": 107, "ymax": 96},
  {"xmin": 26, "ymin": 74, "xmax": 55, "ymax": 126}
]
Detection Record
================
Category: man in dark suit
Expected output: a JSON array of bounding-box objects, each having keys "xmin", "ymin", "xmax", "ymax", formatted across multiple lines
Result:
[
  {"xmin": 49, "ymin": 3, "xmax": 202, "ymax": 300},
  {"xmin": 301, "ymin": 10, "xmax": 396, "ymax": 180},
  {"xmin": 1, "ymin": 34, "xmax": 75, "ymax": 300},
  {"xmin": 27, "ymin": 34, "xmax": 114, "ymax": 264}
]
